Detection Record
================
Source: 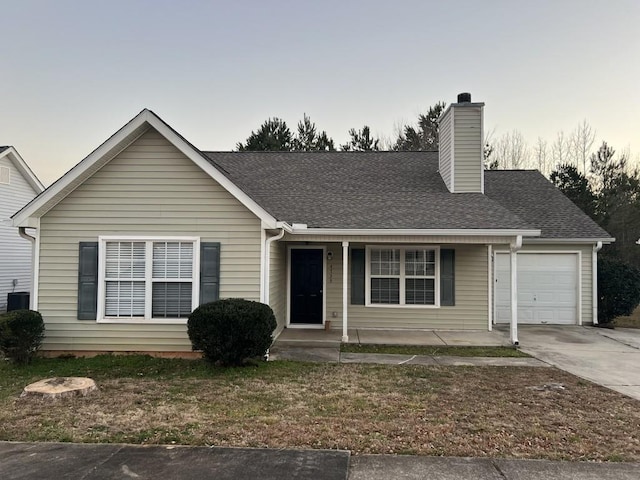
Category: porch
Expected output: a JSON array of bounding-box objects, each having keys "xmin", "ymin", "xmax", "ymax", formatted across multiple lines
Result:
[{"xmin": 272, "ymin": 327, "xmax": 511, "ymax": 349}]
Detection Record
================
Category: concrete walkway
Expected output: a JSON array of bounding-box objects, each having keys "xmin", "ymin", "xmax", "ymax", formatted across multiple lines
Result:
[
  {"xmin": 517, "ymin": 326, "xmax": 640, "ymax": 400},
  {"xmin": 2, "ymin": 442, "xmax": 639, "ymax": 480},
  {"xmin": 272, "ymin": 327, "xmax": 543, "ymax": 366},
  {"xmin": 269, "ymin": 346, "xmax": 547, "ymax": 367}
]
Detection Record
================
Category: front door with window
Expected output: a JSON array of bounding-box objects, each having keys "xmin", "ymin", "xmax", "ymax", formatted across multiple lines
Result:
[{"xmin": 290, "ymin": 248, "xmax": 323, "ymax": 325}]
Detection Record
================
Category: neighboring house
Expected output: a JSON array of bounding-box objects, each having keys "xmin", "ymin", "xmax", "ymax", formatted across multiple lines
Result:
[
  {"xmin": 0, "ymin": 146, "xmax": 44, "ymax": 312},
  {"xmin": 11, "ymin": 94, "xmax": 612, "ymax": 354}
]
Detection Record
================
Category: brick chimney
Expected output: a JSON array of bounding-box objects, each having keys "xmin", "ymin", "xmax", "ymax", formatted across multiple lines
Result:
[{"xmin": 438, "ymin": 93, "xmax": 485, "ymax": 193}]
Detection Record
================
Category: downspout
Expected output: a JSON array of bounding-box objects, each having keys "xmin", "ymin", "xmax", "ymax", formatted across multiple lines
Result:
[
  {"xmin": 18, "ymin": 227, "xmax": 36, "ymax": 310},
  {"xmin": 592, "ymin": 241, "xmax": 602, "ymax": 325},
  {"xmin": 510, "ymin": 235, "xmax": 522, "ymax": 346},
  {"xmin": 263, "ymin": 228, "xmax": 285, "ymax": 306}
]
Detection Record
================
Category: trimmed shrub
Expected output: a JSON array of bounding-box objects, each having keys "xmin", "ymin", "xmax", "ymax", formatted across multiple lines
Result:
[
  {"xmin": 187, "ymin": 299, "xmax": 276, "ymax": 366},
  {"xmin": 0, "ymin": 309, "xmax": 45, "ymax": 364},
  {"xmin": 597, "ymin": 257, "xmax": 640, "ymax": 325}
]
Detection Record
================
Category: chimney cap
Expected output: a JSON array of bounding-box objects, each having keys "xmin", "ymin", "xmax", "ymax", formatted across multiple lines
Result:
[{"xmin": 457, "ymin": 92, "xmax": 472, "ymax": 103}]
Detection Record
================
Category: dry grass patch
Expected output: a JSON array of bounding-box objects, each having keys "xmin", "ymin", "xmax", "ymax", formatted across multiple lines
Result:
[
  {"xmin": 0, "ymin": 356, "xmax": 638, "ymax": 461},
  {"xmin": 613, "ymin": 305, "xmax": 640, "ymax": 328}
]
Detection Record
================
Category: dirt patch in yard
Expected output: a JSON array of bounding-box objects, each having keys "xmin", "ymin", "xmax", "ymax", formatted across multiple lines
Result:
[{"xmin": 0, "ymin": 360, "xmax": 638, "ymax": 461}]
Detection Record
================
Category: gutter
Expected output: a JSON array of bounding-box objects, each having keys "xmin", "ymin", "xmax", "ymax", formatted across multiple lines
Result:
[{"xmin": 285, "ymin": 225, "xmax": 541, "ymax": 237}]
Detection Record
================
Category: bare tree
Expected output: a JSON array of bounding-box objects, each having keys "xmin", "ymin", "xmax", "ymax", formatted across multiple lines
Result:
[
  {"xmin": 533, "ymin": 137, "xmax": 550, "ymax": 176},
  {"xmin": 569, "ymin": 120, "xmax": 596, "ymax": 174},
  {"xmin": 551, "ymin": 130, "xmax": 571, "ymax": 167},
  {"xmin": 491, "ymin": 130, "xmax": 531, "ymax": 169}
]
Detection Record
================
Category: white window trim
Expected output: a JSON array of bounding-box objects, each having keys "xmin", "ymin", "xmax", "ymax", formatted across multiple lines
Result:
[
  {"xmin": 97, "ymin": 235, "xmax": 201, "ymax": 324},
  {"xmin": 365, "ymin": 245, "xmax": 440, "ymax": 308}
]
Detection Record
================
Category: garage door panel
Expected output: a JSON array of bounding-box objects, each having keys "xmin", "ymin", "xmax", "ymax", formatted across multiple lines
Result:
[
  {"xmin": 535, "ymin": 309, "xmax": 556, "ymax": 323},
  {"xmin": 495, "ymin": 253, "xmax": 578, "ymax": 325}
]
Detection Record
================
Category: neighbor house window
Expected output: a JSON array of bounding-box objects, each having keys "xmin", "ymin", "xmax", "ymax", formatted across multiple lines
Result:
[
  {"xmin": 367, "ymin": 246, "xmax": 438, "ymax": 306},
  {"xmin": 100, "ymin": 237, "xmax": 199, "ymax": 321}
]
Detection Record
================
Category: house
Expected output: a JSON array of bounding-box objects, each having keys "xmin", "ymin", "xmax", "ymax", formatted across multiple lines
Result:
[
  {"xmin": 11, "ymin": 94, "xmax": 612, "ymax": 354},
  {"xmin": 0, "ymin": 147, "xmax": 44, "ymax": 312}
]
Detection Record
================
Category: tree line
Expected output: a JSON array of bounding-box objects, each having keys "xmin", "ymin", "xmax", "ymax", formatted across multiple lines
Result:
[{"xmin": 236, "ymin": 103, "xmax": 446, "ymax": 153}]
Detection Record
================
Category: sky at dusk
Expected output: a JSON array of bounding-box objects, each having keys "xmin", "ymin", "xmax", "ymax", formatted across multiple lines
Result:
[{"xmin": 2, "ymin": 0, "xmax": 639, "ymax": 185}]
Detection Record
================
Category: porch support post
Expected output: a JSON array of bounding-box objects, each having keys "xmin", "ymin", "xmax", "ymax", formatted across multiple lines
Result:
[
  {"xmin": 510, "ymin": 236, "xmax": 522, "ymax": 346},
  {"xmin": 342, "ymin": 241, "xmax": 349, "ymax": 342},
  {"xmin": 592, "ymin": 241, "xmax": 602, "ymax": 325}
]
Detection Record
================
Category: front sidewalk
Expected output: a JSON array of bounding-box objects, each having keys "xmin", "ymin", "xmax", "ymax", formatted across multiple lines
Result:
[{"xmin": 2, "ymin": 442, "xmax": 638, "ymax": 480}]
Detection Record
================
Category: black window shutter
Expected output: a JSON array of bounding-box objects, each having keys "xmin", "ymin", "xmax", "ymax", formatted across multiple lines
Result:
[
  {"xmin": 351, "ymin": 248, "xmax": 365, "ymax": 305},
  {"xmin": 77, "ymin": 242, "xmax": 98, "ymax": 320},
  {"xmin": 440, "ymin": 248, "xmax": 455, "ymax": 306},
  {"xmin": 200, "ymin": 242, "xmax": 220, "ymax": 304}
]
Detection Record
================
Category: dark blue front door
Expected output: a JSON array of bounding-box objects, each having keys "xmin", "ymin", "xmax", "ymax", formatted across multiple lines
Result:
[{"xmin": 290, "ymin": 249, "xmax": 323, "ymax": 324}]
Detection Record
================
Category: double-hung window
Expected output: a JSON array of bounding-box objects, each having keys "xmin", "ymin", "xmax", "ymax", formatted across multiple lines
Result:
[
  {"xmin": 367, "ymin": 246, "xmax": 439, "ymax": 306},
  {"xmin": 99, "ymin": 237, "xmax": 199, "ymax": 322}
]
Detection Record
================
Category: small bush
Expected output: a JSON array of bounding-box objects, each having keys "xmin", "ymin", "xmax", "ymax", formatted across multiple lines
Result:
[
  {"xmin": 0, "ymin": 309, "xmax": 45, "ymax": 364},
  {"xmin": 187, "ymin": 299, "xmax": 276, "ymax": 366},
  {"xmin": 597, "ymin": 257, "xmax": 640, "ymax": 325}
]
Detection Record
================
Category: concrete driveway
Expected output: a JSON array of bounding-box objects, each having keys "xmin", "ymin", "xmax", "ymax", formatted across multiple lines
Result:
[{"xmin": 517, "ymin": 326, "xmax": 640, "ymax": 401}]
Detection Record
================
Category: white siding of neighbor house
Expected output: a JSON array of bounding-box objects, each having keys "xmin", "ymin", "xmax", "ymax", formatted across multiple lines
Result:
[
  {"xmin": 281, "ymin": 242, "xmax": 489, "ymax": 330},
  {"xmin": 0, "ymin": 155, "xmax": 39, "ymax": 312},
  {"xmin": 492, "ymin": 243, "xmax": 594, "ymax": 325},
  {"xmin": 269, "ymin": 240, "xmax": 286, "ymax": 334},
  {"xmin": 452, "ymin": 106, "xmax": 483, "ymax": 193},
  {"xmin": 37, "ymin": 129, "xmax": 262, "ymax": 352}
]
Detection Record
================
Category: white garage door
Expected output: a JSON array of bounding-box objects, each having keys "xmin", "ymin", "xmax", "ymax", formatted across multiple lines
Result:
[{"xmin": 495, "ymin": 253, "xmax": 578, "ymax": 325}]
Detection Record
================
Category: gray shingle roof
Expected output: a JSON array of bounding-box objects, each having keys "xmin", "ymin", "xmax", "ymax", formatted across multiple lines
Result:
[
  {"xmin": 484, "ymin": 170, "xmax": 611, "ymax": 239},
  {"xmin": 203, "ymin": 151, "xmax": 610, "ymax": 239}
]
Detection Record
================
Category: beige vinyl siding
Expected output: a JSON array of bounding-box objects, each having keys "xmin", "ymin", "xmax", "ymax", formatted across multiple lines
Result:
[
  {"xmin": 322, "ymin": 243, "xmax": 488, "ymax": 330},
  {"xmin": 269, "ymin": 240, "xmax": 286, "ymax": 334},
  {"xmin": 492, "ymin": 243, "xmax": 593, "ymax": 325},
  {"xmin": 38, "ymin": 129, "xmax": 262, "ymax": 352},
  {"xmin": 453, "ymin": 106, "xmax": 483, "ymax": 193},
  {"xmin": 438, "ymin": 110, "xmax": 453, "ymax": 191},
  {"xmin": 0, "ymin": 156, "xmax": 39, "ymax": 312}
]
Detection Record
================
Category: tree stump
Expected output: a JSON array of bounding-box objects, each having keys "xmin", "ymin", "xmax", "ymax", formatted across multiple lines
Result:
[{"xmin": 21, "ymin": 377, "xmax": 97, "ymax": 399}]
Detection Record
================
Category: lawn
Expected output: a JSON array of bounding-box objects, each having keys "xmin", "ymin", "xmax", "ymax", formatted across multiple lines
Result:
[{"xmin": 0, "ymin": 355, "xmax": 639, "ymax": 462}]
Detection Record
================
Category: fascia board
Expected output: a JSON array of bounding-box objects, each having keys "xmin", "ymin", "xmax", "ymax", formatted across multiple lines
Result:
[
  {"xmin": 524, "ymin": 237, "xmax": 615, "ymax": 244},
  {"xmin": 287, "ymin": 228, "xmax": 541, "ymax": 237}
]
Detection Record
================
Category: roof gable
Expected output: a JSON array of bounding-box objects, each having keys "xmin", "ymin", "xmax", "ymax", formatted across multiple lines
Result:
[
  {"xmin": 12, "ymin": 110, "xmax": 277, "ymax": 228},
  {"xmin": 0, "ymin": 146, "xmax": 44, "ymax": 194}
]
